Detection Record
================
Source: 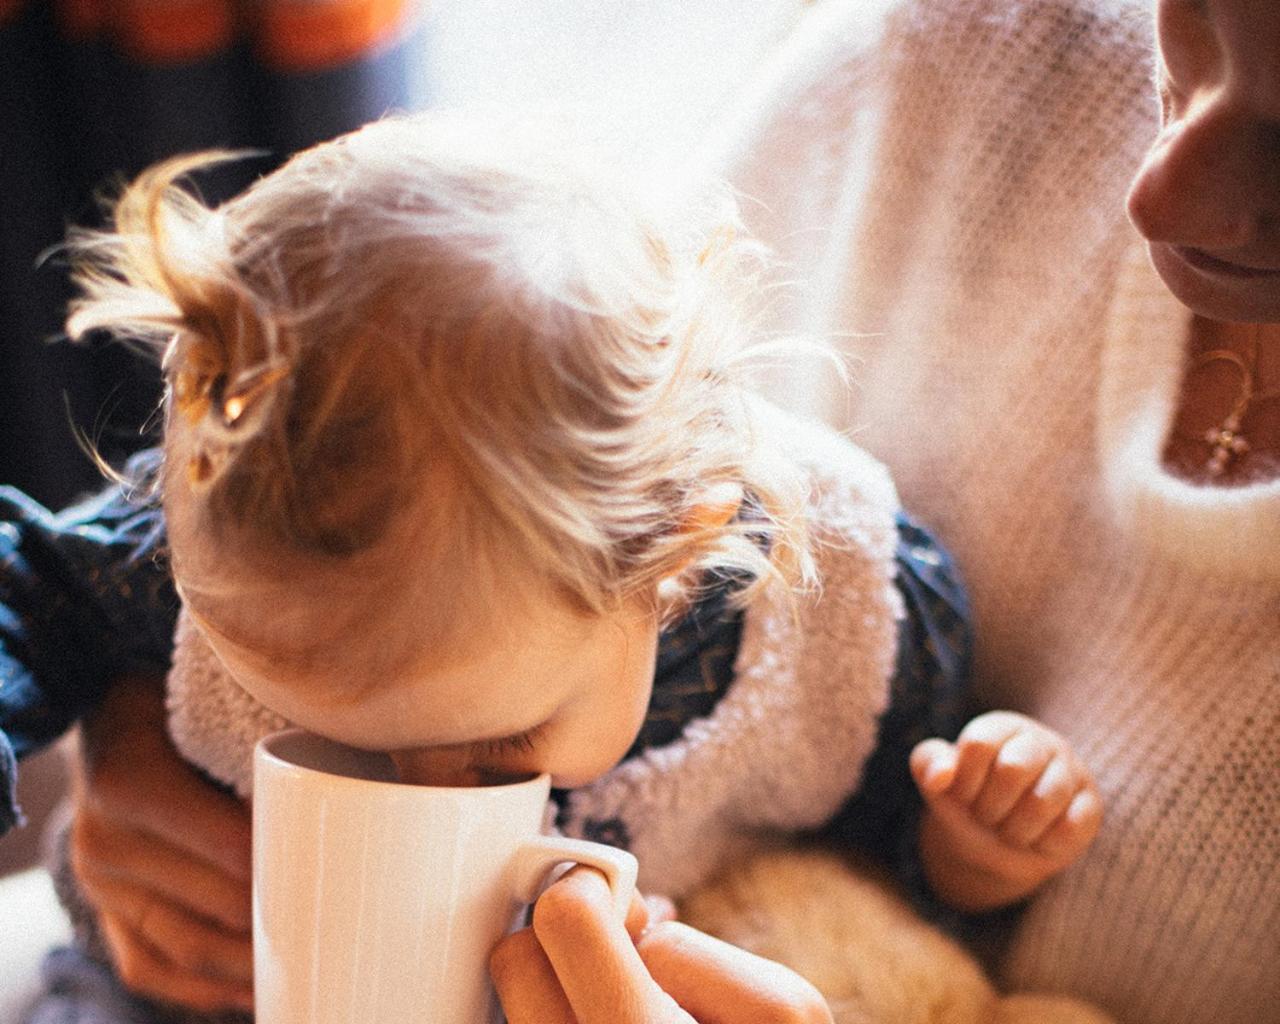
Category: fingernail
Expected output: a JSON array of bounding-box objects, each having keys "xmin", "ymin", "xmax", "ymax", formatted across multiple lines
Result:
[
  {"xmin": 645, "ymin": 894, "xmax": 677, "ymax": 924},
  {"xmin": 927, "ymin": 750, "xmax": 957, "ymax": 791}
]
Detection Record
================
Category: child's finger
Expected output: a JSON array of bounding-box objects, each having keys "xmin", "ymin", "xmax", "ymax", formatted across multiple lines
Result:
[
  {"xmin": 489, "ymin": 927, "xmax": 576, "ymax": 1024},
  {"xmin": 532, "ymin": 867, "xmax": 679, "ymax": 1024},
  {"xmin": 948, "ymin": 711, "xmax": 1029, "ymax": 805},
  {"xmin": 104, "ymin": 754, "xmax": 253, "ymax": 884},
  {"xmin": 624, "ymin": 890, "xmax": 651, "ymax": 940},
  {"xmin": 1033, "ymin": 787, "xmax": 1104, "ymax": 864},
  {"xmin": 622, "ymin": 889, "xmax": 677, "ymax": 942},
  {"xmin": 910, "ymin": 738, "xmax": 958, "ymax": 796},
  {"xmin": 997, "ymin": 754, "xmax": 1078, "ymax": 847},
  {"xmin": 971, "ymin": 726, "xmax": 1058, "ymax": 828},
  {"xmin": 646, "ymin": 894, "xmax": 679, "ymax": 926},
  {"xmin": 638, "ymin": 920, "xmax": 834, "ymax": 1024}
]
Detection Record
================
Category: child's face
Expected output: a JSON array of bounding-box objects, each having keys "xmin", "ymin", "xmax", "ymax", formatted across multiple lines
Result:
[{"xmin": 174, "ymin": 510, "xmax": 661, "ymax": 790}]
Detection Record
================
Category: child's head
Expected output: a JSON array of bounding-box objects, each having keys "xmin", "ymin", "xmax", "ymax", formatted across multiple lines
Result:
[{"xmin": 70, "ymin": 114, "xmax": 812, "ymax": 786}]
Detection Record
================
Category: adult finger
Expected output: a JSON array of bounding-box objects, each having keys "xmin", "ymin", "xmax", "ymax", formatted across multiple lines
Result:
[
  {"xmin": 638, "ymin": 921, "xmax": 833, "ymax": 1024},
  {"xmin": 81, "ymin": 747, "xmax": 252, "ymax": 884},
  {"xmin": 645, "ymin": 894, "xmax": 678, "ymax": 928},
  {"xmin": 624, "ymin": 890, "xmax": 651, "ymax": 941},
  {"xmin": 623, "ymin": 890, "xmax": 678, "ymax": 943},
  {"xmin": 532, "ymin": 868, "xmax": 685, "ymax": 1024},
  {"xmin": 98, "ymin": 911, "xmax": 254, "ymax": 1015},
  {"xmin": 489, "ymin": 927, "xmax": 576, "ymax": 1024},
  {"xmin": 71, "ymin": 807, "xmax": 251, "ymax": 933},
  {"xmin": 79, "ymin": 871, "xmax": 252, "ymax": 985},
  {"xmin": 78, "ymin": 676, "xmax": 253, "ymax": 884}
]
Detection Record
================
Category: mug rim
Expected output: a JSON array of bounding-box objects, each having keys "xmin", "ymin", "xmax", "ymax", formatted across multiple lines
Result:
[{"xmin": 255, "ymin": 727, "xmax": 551, "ymax": 795}]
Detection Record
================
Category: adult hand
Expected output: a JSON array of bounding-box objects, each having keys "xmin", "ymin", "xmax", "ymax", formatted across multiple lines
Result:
[
  {"xmin": 68, "ymin": 674, "xmax": 254, "ymax": 1013},
  {"xmin": 490, "ymin": 867, "xmax": 833, "ymax": 1024}
]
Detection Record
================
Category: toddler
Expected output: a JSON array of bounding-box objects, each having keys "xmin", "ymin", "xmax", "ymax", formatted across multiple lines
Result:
[{"xmin": 7, "ymin": 113, "xmax": 1100, "ymax": 1021}]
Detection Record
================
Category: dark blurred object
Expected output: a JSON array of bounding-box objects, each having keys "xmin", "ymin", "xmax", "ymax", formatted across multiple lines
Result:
[
  {"xmin": 0, "ymin": 0, "xmax": 422, "ymax": 509},
  {"xmin": 0, "ymin": 740, "xmax": 68, "ymax": 877}
]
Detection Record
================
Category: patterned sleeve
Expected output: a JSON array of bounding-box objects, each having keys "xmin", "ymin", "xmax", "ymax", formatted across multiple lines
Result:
[
  {"xmin": 818, "ymin": 510, "xmax": 974, "ymax": 924},
  {"xmin": 0, "ymin": 451, "xmax": 177, "ymax": 834}
]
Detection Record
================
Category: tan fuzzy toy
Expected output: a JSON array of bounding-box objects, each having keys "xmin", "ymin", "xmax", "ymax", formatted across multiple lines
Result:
[{"xmin": 679, "ymin": 847, "xmax": 1116, "ymax": 1024}]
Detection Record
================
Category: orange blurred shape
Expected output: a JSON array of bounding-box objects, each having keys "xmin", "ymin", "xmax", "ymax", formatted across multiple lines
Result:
[
  {"xmin": 0, "ymin": 0, "xmax": 25, "ymax": 29},
  {"xmin": 114, "ymin": 0, "xmax": 235, "ymax": 63},
  {"xmin": 257, "ymin": 0, "xmax": 412, "ymax": 72},
  {"xmin": 55, "ymin": 0, "xmax": 107, "ymax": 39}
]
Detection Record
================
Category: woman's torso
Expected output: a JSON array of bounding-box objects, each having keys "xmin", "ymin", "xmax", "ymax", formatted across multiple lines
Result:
[{"xmin": 710, "ymin": 0, "xmax": 1280, "ymax": 1018}]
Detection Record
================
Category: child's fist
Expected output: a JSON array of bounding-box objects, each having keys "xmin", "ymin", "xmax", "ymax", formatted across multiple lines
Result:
[{"xmin": 910, "ymin": 711, "xmax": 1102, "ymax": 911}]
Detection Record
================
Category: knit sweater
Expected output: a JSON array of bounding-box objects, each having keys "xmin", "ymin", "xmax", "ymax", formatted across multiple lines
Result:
[{"xmin": 699, "ymin": 1, "xmax": 1280, "ymax": 1022}]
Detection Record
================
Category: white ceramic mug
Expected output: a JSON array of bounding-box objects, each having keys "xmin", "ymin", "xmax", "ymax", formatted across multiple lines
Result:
[{"xmin": 253, "ymin": 728, "xmax": 637, "ymax": 1024}]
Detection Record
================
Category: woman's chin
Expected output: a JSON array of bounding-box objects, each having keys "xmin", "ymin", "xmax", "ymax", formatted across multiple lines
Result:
[{"xmin": 1148, "ymin": 241, "xmax": 1280, "ymax": 324}]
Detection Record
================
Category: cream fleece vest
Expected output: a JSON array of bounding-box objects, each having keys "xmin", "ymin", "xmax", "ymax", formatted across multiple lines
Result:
[{"xmin": 166, "ymin": 400, "xmax": 905, "ymax": 900}]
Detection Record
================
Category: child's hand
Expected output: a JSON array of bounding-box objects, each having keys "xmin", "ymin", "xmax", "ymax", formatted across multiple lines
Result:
[
  {"xmin": 70, "ymin": 675, "xmax": 254, "ymax": 1013},
  {"xmin": 490, "ymin": 867, "xmax": 833, "ymax": 1024},
  {"xmin": 910, "ymin": 710, "xmax": 1102, "ymax": 912}
]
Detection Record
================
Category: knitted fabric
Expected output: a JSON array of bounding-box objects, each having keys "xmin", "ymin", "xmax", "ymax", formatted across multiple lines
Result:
[
  {"xmin": 702, "ymin": 1, "xmax": 1280, "ymax": 1021},
  {"xmin": 166, "ymin": 398, "xmax": 905, "ymax": 900}
]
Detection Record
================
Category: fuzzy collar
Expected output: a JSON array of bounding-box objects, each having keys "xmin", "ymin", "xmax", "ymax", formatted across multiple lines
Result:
[{"xmin": 167, "ymin": 403, "xmax": 904, "ymax": 899}]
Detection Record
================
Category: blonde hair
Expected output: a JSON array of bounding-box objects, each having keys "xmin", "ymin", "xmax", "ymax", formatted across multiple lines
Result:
[{"xmin": 68, "ymin": 113, "xmax": 815, "ymax": 621}]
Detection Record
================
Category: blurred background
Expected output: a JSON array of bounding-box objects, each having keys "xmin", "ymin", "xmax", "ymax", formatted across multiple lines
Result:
[
  {"xmin": 1, "ymin": 0, "xmax": 800, "ymax": 511},
  {"xmin": 0, "ymin": 0, "xmax": 804, "ymax": 909}
]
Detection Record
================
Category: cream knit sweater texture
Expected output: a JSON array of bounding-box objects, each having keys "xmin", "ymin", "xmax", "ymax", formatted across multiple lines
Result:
[{"xmin": 699, "ymin": 0, "xmax": 1280, "ymax": 1022}]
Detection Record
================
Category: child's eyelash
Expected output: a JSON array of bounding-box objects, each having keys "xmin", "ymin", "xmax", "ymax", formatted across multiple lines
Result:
[{"xmin": 472, "ymin": 725, "xmax": 542, "ymax": 760}]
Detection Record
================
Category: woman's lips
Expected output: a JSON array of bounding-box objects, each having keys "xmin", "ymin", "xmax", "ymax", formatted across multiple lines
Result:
[{"xmin": 1172, "ymin": 245, "xmax": 1280, "ymax": 280}]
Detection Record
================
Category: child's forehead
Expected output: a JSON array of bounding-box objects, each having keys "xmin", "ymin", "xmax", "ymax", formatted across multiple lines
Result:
[
  {"xmin": 183, "ymin": 551, "xmax": 659, "ymax": 754},
  {"xmin": 172, "ymin": 491, "xmax": 596, "ymax": 676}
]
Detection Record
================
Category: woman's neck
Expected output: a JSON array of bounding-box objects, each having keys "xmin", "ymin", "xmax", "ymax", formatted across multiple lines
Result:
[{"xmin": 1163, "ymin": 318, "xmax": 1280, "ymax": 486}]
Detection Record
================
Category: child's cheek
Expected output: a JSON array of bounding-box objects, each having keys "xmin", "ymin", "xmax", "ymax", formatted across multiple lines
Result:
[{"xmin": 546, "ymin": 695, "xmax": 651, "ymax": 790}]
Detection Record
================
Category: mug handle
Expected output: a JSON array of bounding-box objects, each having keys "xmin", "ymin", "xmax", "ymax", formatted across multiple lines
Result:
[{"xmin": 508, "ymin": 835, "xmax": 638, "ymax": 923}]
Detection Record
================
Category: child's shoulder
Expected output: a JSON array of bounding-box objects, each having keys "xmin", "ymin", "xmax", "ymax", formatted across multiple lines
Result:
[
  {"xmin": 746, "ymin": 394, "xmax": 900, "ymax": 553},
  {"xmin": 739, "ymin": 393, "xmax": 903, "ymax": 664}
]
